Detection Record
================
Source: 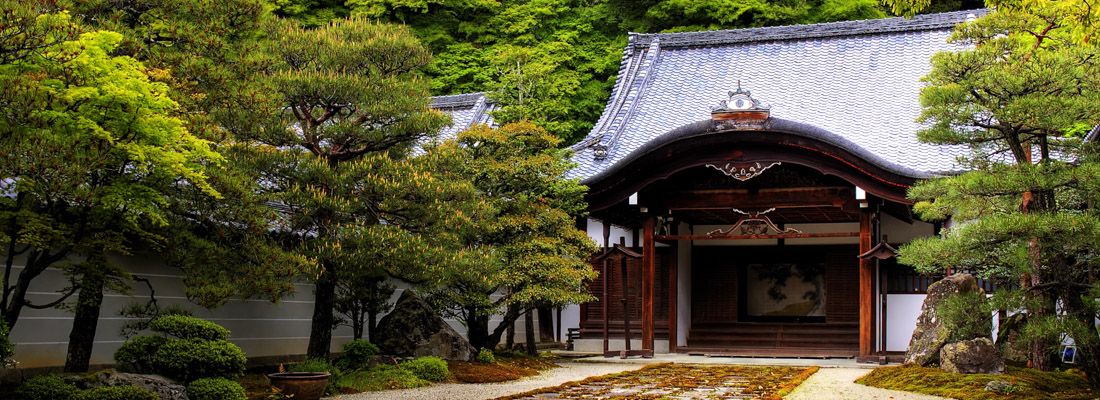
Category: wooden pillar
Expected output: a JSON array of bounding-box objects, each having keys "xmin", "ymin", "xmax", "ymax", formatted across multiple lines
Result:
[
  {"xmin": 859, "ymin": 208, "xmax": 874, "ymax": 357},
  {"xmin": 642, "ymin": 216, "xmax": 656, "ymax": 354},
  {"xmin": 668, "ymin": 240, "xmax": 678, "ymax": 353}
]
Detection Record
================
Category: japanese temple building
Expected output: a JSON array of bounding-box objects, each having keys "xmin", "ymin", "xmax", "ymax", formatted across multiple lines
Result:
[{"xmin": 437, "ymin": 10, "xmax": 982, "ymax": 361}]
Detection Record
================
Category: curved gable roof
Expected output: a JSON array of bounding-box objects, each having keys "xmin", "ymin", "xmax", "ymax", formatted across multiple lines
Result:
[
  {"xmin": 429, "ymin": 92, "xmax": 495, "ymax": 142},
  {"xmin": 567, "ymin": 10, "xmax": 984, "ymax": 183}
]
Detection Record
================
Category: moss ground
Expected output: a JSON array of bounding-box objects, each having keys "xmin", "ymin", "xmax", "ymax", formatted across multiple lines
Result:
[
  {"xmin": 496, "ymin": 363, "xmax": 818, "ymax": 400},
  {"xmin": 856, "ymin": 364, "xmax": 1096, "ymax": 400}
]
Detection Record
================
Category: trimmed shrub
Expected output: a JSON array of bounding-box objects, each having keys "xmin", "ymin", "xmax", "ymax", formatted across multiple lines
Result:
[
  {"xmin": 153, "ymin": 338, "xmax": 247, "ymax": 382},
  {"xmin": 75, "ymin": 385, "xmax": 159, "ymax": 400},
  {"xmin": 187, "ymin": 377, "xmax": 247, "ymax": 400},
  {"xmin": 149, "ymin": 315, "xmax": 230, "ymax": 341},
  {"xmin": 115, "ymin": 335, "xmax": 169, "ymax": 373},
  {"xmin": 340, "ymin": 339, "xmax": 379, "ymax": 369},
  {"xmin": 0, "ymin": 320, "xmax": 14, "ymax": 366},
  {"xmin": 401, "ymin": 356, "xmax": 449, "ymax": 382},
  {"xmin": 476, "ymin": 348, "xmax": 496, "ymax": 364},
  {"xmin": 289, "ymin": 358, "xmax": 339, "ymax": 374},
  {"xmin": 15, "ymin": 375, "xmax": 80, "ymax": 400}
]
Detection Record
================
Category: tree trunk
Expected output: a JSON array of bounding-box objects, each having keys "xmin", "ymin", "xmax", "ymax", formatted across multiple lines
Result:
[
  {"xmin": 524, "ymin": 308, "xmax": 536, "ymax": 356},
  {"xmin": 64, "ymin": 269, "xmax": 105, "ymax": 372},
  {"xmin": 351, "ymin": 306, "xmax": 364, "ymax": 340},
  {"xmin": 506, "ymin": 303, "xmax": 520, "ymax": 350},
  {"xmin": 307, "ymin": 264, "xmax": 337, "ymax": 359},
  {"xmin": 366, "ymin": 306, "xmax": 376, "ymax": 341},
  {"xmin": 465, "ymin": 309, "xmax": 491, "ymax": 349}
]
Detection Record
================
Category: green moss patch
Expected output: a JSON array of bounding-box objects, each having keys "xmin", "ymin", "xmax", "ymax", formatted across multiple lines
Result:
[
  {"xmin": 857, "ymin": 364, "xmax": 1096, "ymax": 400},
  {"xmin": 332, "ymin": 365, "xmax": 430, "ymax": 393},
  {"xmin": 496, "ymin": 363, "xmax": 817, "ymax": 400}
]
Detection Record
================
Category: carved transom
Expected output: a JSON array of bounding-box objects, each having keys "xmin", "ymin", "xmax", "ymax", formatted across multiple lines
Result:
[
  {"xmin": 706, "ymin": 208, "xmax": 802, "ymax": 237},
  {"xmin": 705, "ymin": 161, "xmax": 782, "ymax": 181}
]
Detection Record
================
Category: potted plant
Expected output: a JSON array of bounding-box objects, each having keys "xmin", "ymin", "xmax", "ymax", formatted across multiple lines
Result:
[{"xmin": 268, "ymin": 360, "xmax": 333, "ymax": 400}]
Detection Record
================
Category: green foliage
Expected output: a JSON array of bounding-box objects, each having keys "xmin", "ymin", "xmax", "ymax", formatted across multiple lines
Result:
[
  {"xmin": 15, "ymin": 375, "xmax": 79, "ymax": 400},
  {"xmin": 114, "ymin": 335, "xmax": 169, "ymax": 373},
  {"xmin": 401, "ymin": 356, "xmax": 450, "ymax": 382},
  {"xmin": 186, "ymin": 377, "xmax": 248, "ymax": 400},
  {"xmin": 153, "ymin": 338, "xmax": 247, "ymax": 382},
  {"xmin": 333, "ymin": 365, "xmax": 430, "ymax": 392},
  {"xmin": 149, "ymin": 315, "xmax": 231, "ymax": 341},
  {"xmin": 937, "ymin": 292, "xmax": 992, "ymax": 343},
  {"xmin": 252, "ymin": 15, "xmax": 481, "ymax": 358},
  {"xmin": 0, "ymin": 320, "xmax": 13, "ymax": 366},
  {"xmin": 289, "ymin": 358, "xmax": 340, "ymax": 373},
  {"xmin": 75, "ymin": 386, "xmax": 159, "ymax": 400},
  {"xmin": 858, "ymin": 364, "xmax": 1094, "ymax": 400},
  {"xmin": 476, "ymin": 348, "xmax": 496, "ymax": 364},
  {"xmin": 896, "ymin": 0, "xmax": 1100, "ymax": 383},
  {"xmin": 61, "ymin": 0, "xmax": 314, "ymax": 308},
  {"xmin": 340, "ymin": 340, "xmax": 379, "ymax": 369},
  {"xmin": 267, "ymin": 0, "xmax": 967, "ymax": 144},
  {"xmin": 425, "ymin": 122, "xmax": 597, "ymax": 348}
]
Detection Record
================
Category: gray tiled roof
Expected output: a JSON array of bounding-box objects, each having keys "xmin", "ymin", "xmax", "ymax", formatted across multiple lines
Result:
[
  {"xmin": 430, "ymin": 92, "xmax": 495, "ymax": 142},
  {"xmin": 567, "ymin": 10, "xmax": 985, "ymax": 182}
]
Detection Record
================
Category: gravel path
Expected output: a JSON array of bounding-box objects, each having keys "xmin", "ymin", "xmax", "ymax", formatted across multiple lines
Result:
[
  {"xmin": 785, "ymin": 368, "xmax": 948, "ymax": 400},
  {"xmin": 331, "ymin": 362, "xmax": 644, "ymax": 400}
]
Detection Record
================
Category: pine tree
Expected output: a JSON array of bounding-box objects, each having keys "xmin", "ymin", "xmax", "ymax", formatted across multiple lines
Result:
[
  {"xmin": 889, "ymin": 1, "xmax": 1100, "ymax": 385},
  {"xmin": 425, "ymin": 122, "xmax": 598, "ymax": 350},
  {"xmin": 250, "ymin": 17, "xmax": 473, "ymax": 358}
]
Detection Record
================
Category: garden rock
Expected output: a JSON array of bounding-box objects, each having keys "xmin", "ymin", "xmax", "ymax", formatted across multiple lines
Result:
[
  {"xmin": 905, "ymin": 273, "xmax": 984, "ymax": 366},
  {"xmin": 940, "ymin": 337, "xmax": 1005, "ymax": 374},
  {"xmin": 374, "ymin": 290, "xmax": 475, "ymax": 360},
  {"xmin": 69, "ymin": 370, "xmax": 187, "ymax": 400},
  {"xmin": 984, "ymin": 380, "xmax": 1014, "ymax": 394}
]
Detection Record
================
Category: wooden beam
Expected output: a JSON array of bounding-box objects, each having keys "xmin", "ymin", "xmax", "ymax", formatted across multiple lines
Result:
[
  {"xmin": 655, "ymin": 231, "xmax": 859, "ymax": 241},
  {"xmin": 642, "ymin": 216, "xmax": 656, "ymax": 354},
  {"xmin": 652, "ymin": 187, "xmax": 856, "ymax": 211},
  {"xmin": 859, "ymin": 208, "xmax": 874, "ymax": 357}
]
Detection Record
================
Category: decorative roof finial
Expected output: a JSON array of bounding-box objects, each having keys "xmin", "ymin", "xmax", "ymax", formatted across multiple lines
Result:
[{"xmin": 711, "ymin": 81, "xmax": 770, "ymax": 131}]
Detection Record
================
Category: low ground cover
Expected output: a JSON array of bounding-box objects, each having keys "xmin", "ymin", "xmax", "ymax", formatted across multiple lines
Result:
[
  {"xmin": 857, "ymin": 364, "xmax": 1096, "ymax": 400},
  {"xmin": 449, "ymin": 352, "xmax": 558, "ymax": 383},
  {"xmin": 497, "ymin": 363, "xmax": 818, "ymax": 399}
]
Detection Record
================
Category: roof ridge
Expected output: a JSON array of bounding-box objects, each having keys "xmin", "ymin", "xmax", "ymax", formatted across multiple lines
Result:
[
  {"xmin": 430, "ymin": 92, "xmax": 488, "ymax": 109},
  {"xmin": 631, "ymin": 9, "xmax": 985, "ymax": 49}
]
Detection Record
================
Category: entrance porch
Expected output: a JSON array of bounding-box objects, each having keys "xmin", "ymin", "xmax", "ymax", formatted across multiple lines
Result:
[{"xmin": 576, "ymin": 162, "xmax": 936, "ymax": 361}]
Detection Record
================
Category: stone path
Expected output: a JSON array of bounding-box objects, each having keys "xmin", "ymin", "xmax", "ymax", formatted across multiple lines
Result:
[
  {"xmin": 331, "ymin": 362, "xmax": 644, "ymax": 400},
  {"xmin": 784, "ymin": 368, "xmax": 948, "ymax": 400}
]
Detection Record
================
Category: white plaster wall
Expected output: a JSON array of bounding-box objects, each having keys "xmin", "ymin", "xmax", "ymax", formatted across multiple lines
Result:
[
  {"xmin": 9, "ymin": 255, "xmax": 538, "ymax": 369},
  {"xmin": 882, "ymin": 213, "xmax": 936, "ymax": 243},
  {"xmin": 676, "ymin": 222, "xmax": 692, "ymax": 347},
  {"xmin": 585, "ymin": 218, "xmax": 636, "ymax": 247},
  {"xmin": 885, "ymin": 294, "xmax": 925, "ymax": 352},
  {"xmin": 559, "ymin": 304, "xmax": 580, "ymax": 340}
]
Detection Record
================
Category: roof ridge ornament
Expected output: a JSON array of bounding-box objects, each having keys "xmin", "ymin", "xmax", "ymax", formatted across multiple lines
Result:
[{"xmin": 711, "ymin": 81, "xmax": 770, "ymax": 131}]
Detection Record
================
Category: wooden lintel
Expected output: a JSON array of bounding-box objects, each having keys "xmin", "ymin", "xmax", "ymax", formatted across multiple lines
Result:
[
  {"xmin": 654, "ymin": 186, "xmax": 856, "ymax": 211},
  {"xmin": 655, "ymin": 231, "xmax": 859, "ymax": 241}
]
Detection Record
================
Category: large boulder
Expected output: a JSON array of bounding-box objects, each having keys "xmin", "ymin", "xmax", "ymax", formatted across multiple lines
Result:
[
  {"xmin": 940, "ymin": 337, "xmax": 1005, "ymax": 374},
  {"xmin": 374, "ymin": 290, "xmax": 475, "ymax": 360},
  {"xmin": 65, "ymin": 370, "xmax": 187, "ymax": 400},
  {"xmin": 904, "ymin": 273, "xmax": 984, "ymax": 366}
]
